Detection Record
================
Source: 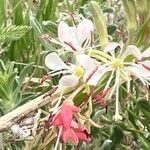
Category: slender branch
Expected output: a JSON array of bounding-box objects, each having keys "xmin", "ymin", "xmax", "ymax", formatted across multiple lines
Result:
[{"xmin": 0, "ymin": 93, "xmax": 57, "ymax": 132}]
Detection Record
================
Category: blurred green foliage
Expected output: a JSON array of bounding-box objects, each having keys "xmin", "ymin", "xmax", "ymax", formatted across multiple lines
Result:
[{"xmin": 0, "ymin": 0, "xmax": 150, "ymax": 149}]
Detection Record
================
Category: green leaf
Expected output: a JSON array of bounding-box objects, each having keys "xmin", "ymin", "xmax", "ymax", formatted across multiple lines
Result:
[
  {"xmin": 92, "ymin": 109, "xmax": 106, "ymax": 121},
  {"xmin": 19, "ymin": 62, "xmax": 34, "ymax": 86},
  {"xmin": 0, "ymin": 84, "xmax": 10, "ymax": 101},
  {"xmin": 137, "ymin": 98, "xmax": 150, "ymax": 112},
  {"xmin": 0, "ymin": 26, "xmax": 30, "ymax": 42},
  {"xmin": 0, "ymin": 59, "xmax": 6, "ymax": 73},
  {"xmin": 137, "ymin": 133, "xmax": 150, "ymax": 150},
  {"xmin": 109, "ymin": 125, "xmax": 124, "ymax": 149},
  {"xmin": 12, "ymin": 0, "xmax": 24, "ymax": 25},
  {"xmin": 107, "ymin": 24, "xmax": 118, "ymax": 35},
  {"xmin": 137, "ymin": 99, "xmax": 150, "ymax": 120},
  {"xmin": 0, "ymin": 0, "xmax": 6, "ymax": 25},
  {"xmin": 127, "ymin": 109, "xmax": 139, "ymax": 129},
  {"xmin": 136, "ymin": 0, "xmax": 148, "ymax": 24}
]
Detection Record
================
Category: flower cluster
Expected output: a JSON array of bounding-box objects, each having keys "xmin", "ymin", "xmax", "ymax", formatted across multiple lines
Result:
[{"xmin": 44, "ymin": 18, "xmax": 150, "ymax": 146}]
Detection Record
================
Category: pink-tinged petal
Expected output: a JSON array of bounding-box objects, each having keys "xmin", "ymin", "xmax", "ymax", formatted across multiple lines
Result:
[
  {"xmin": 141, "ymin": 60, "xmax": 150, "ymax": 70},
  {"xmin": 127, "ymin": 65, "xmax": 150, "ymax": 78},
  {"xmin": 76, "ymin": 54, "xmax": 98, "ymax": 70},
  {"xmin": 53, "ymin": 103, "xmax": 80, "ymax": 129},
  {"xmin": 62, "ymin": 128, "xmax": 79, "ymax": 145},
  {"xmin": 71, "ymin": 121, "xmax": 91, "ymax": 142},
  {"xmin": 64, "ymin": 41, "xmax": 83, "ymax": 53},
  {"xmin": 104, "ymin": 42, "xmax": 119, "ymax": 55},
  {"xmin": 60, "ymin": 105, "xmax": 74, "ymax": 129},
  {"xmin": 123, "ymin": 45, "xmax": 142, "ymax": 60},
  {"xmin": 45, "ymin": 52, "xmax": 68, "ymax": 70},
  {"xmin": 77, "ymin": 19, "xmax": 93, "ymax": 45},
  {"xmin": 53, "ymin": 109, "xmax": 72, "ymax": 129},
  {"xmin": 142, "ymin": 47, "xmax": 150, "ymax": 58},
  {"xmin": 69, "ymin": 104, "xmax": 80, "ymax": 113},
  {"xmin": 59, "ymin": 75, "xmax": 79, "ymax": 87},
  {"xmin": 93, "ymin": 88, "xmax": 110, "ymax": 106},
  {"xmin": 52, "ymin": 113, "xmax": 62, "ymax": 126},
  {"xmin": 58, "ymin": 22, "xmax": 80, "ymax": 51},
  {"xmin": 58, "ymin": 21, "xmax": 70, "ymax": 44},
  {"xmin": 74, "ymin": 129, "xmax": 91, "ymax": 142},
  {"xmin": 69, "ymin": 27, "xmax": 78, "ymax": 45},
  {"xmin": 85, "ymin": 66, "xmax": 109, "ymax": 86}
]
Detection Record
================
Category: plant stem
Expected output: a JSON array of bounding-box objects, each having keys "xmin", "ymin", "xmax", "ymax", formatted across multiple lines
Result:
[
  {"xmin": 54, "ymin": 126, "xmax": 62, "ymax": 150},
  {"xmin": 0, "ymin": 93, "xmax": 58, "ymax": 132}
]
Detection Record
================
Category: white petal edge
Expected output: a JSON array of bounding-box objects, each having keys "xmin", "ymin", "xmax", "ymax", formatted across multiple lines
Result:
[
  {"xmin": 77, "ymin": 19, "xmax": 93, "ymax": 45},
  {"xmin": 45, "ymin": 52, "xmax": 69, "ymax": 70},
  {"xmin": 141, "ymin": 60, "xmax": 150, "ymax": 70},
  {"xmin": 104, "ymin": 42, "xmax": 120, "ymax": 56},
  {"xmin": 122, "ymin": 45, "xmax": 142, "ymax": 60},
  {"xmin": 126, "ymin": 65, "xmax": 150, "ymax": 78},
  {"xmin": 58, "ymin": 21, "xmax": 70, "ymax": 44},
  {"xmin": 142, "ymin": 47, "xmax": 150, "ymax": 58},
  {"xmin": 59, "ymin": 75, "xmax": 79, "ymax": 87},
  {"xmin": 85, "ymin": 65, "xmax": 110, "ymax": 86},
  {"xmin": 76, "ymin": 54, "xmax": 98, "ymax": 70}
]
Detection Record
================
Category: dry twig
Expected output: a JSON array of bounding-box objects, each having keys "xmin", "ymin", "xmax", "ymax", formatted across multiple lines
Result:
[{"xmin": 0, "ymin": 93, "xmax": 56, "ymax": 132}]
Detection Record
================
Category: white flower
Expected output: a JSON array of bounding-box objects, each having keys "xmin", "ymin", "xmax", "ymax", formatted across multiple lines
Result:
[
  {"xmin": 45, "ymin": 41, "xmax": 150, "ymax": 121},
  {"xmin": 45, "ymin": 52, "xmax": 109, "ymax": 88},
  {"xmin": 47, "ymin": 19, "xmax": 93, "ymax": 53},
  {"xmin": 45, "ymin": 52, "xmax": 79, "ymax": 88},
  {"xmin": 88, "ymin": 43, "xmax": 150, "ymax": 121}
]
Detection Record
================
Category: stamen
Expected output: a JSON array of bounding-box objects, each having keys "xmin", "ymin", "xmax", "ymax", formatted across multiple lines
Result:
[
  {"xmin": 104, "ymin": 70, "xmax": 114, "ymax": 91},
  {"xmin": 113, "ymin": 69, "xmax": 122, "ymax": 121}
]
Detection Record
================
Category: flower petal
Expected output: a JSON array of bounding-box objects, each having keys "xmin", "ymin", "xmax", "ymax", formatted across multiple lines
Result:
[
  {"xmin": 85, "ymin": 66, "xmax": 109, "ymax": 86},
  {"xmin": 71, "ymin": 121, "xmax": 91, "ymax": 142},
  {"xmin": 69, "ymin": 27, "xmax": 78, "ymax": 45},
  {"xmin": 52, "ymin": 113, "xmax": 62, "ymax": 126},
  {"xmin": 58, "ymin": 21, "xmax": 70, "ymax": 44},
  {"xmin": 62, "ymin": 128, "xmax": 79, "ymax": 144},
  {"xmin": 76, "ymin": 54, "xmax": 98, "ymax": 70},
  {"xmin": 53, "ymin": 103, "xmax": 80, "ymax": 129},
  {"xmin": 141, "ymin": 60, "xmax": 150, "ymax": 70},
  {"xmin": 126, "ymin": 65, "xmax": 150, "ymax": 78},
  {"xmin": 122, "ymin": 45, "xmax": 142, "ymax": 60},
  {"xmin": 59, "ymin": 75, "xmax": 79, "ymax": 87},
  {"xmin": 77, "ymin": 19, "xmax": 93, "ymax": 45},
  {"xmin": 60, "ymin": 103, "xmax": 80, "ymax": 129},
  {"xmin": 104, "ymin": 42, "xmax": 120, "ymax": 55},
  {"xmin": 58, "ymin": 22, "xmax": 82, "ymax": 52},
  {"xmin": 45, "ymin": 52, "xmax": 68, "ymax": 70},
  {"xmin": 142, "ymin": 47, "xmax": 150, "ymax": 58}
]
